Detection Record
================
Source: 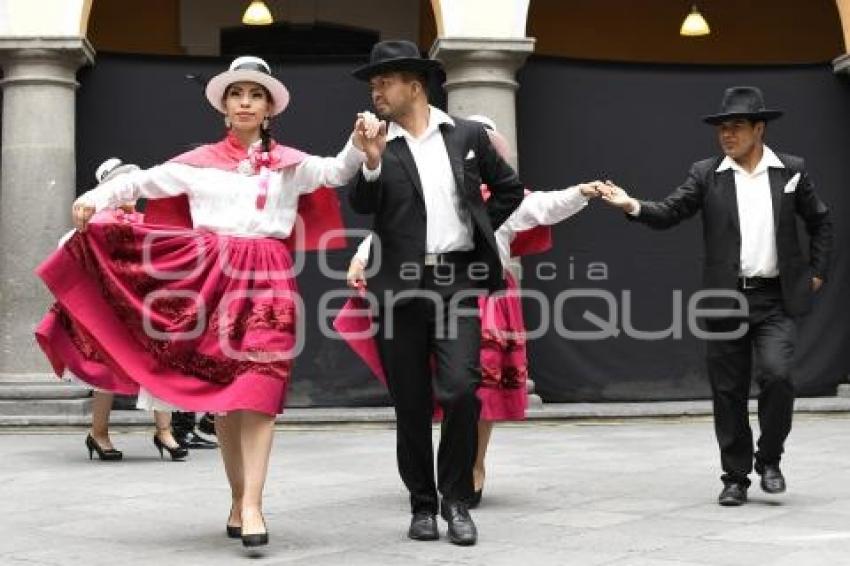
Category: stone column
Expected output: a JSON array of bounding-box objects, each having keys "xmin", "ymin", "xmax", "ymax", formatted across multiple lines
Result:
[
  {"xmin": 834, "ymin": 0, "xmax": 850, "ymax": 74},
  {"xmin": 429, "ymin": 36, "xmax": 541, "ymax": 406},
  {"xmin": 0, "ymin": 37, "xmax": 94, "ymax": 382},
  {"xmin": 429, "ymin": 37, "xmax": 535, "ymax": 171}
]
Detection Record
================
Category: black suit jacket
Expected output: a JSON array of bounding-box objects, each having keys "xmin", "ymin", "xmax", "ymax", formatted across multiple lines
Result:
[
  {"xmin": 630, "ymin": 152, "xmax": 832, "ymax": 317},
  {"xmin": 348, "ymin": 116, "xmax": 524, "ymax": 301}
]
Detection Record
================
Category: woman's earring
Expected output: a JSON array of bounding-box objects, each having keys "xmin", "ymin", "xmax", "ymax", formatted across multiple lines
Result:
[
  {"xmin": 224, "ymin": 116, "xmax": 232, "ymax": 129},
  {"xmin": 262, "ymin": 117, "xmax": 270, "ymax": 130}
]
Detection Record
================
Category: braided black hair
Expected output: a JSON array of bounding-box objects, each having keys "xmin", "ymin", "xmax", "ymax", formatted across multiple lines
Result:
[
  {"xmin": 260, "ymin": 120, "xmax": 272, "ymax": 153},
  {"xmin": 262, "ymin": 86, "xmax": 274, "ymax": 153}
]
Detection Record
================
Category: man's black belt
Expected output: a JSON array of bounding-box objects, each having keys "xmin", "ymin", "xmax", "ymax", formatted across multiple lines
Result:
[{"xmin": 737, "ymin": 276, "xmax": 779, "ymax": 290}]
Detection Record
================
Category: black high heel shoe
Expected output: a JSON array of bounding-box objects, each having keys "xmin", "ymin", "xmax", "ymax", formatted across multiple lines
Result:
[
  {"xmin": 241, "ymin": 517, "xmax": 269, "ymax": 548},
  {"xmin": 153, "ymin": 432, "xmax": 189, "ymax": 461},
  {"xmin": 227, "ymin": 506, "xmax": 242, "ymax": 539},
  {"xmin": 85, "ymin": 434, "xmax": 123, "ymax": 461}
]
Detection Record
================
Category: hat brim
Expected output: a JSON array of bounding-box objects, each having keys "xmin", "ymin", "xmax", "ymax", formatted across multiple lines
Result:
[
  {"xmin": 101, "ymin": 164, "xmax": 140, "ymax": 184},
  {"xmin": 205, "ymin": 69, "xmax": 290, "ymax": 116},
  {"xmin": 702, "ymin": 110, "xmax": 783, "ymax": 125},
  {"xmin": 352, "ymin": 57, "xmax": 443, "ymax": 81}
]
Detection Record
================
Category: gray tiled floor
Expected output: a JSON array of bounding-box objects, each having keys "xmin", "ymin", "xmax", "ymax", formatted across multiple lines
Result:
[{"xmin": 3, "ymin": 414, "xmax": 849, "ymax": 565}]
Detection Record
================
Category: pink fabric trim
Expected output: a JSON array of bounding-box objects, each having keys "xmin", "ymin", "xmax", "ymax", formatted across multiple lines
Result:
[
  {"xmin": 477, "ymin": 386, "xmax": 528, "ymax": 421},
  {"xmin": 510, "ymin": 225, "xmax": 553, "ymax": 257},
  {"xmin": 35, "ymin": 307, "xmax": 139, "ymax": 395},
  {"xmin": 481, "ymin": 183, "xmax": 553, "ymax": 258},
  {"xmin": 332, "ymin": 295, "xmax": 386, "ymax": 384},
  {"xmin": 169, "ymin": 131, "xmax": 307, "ymax": 172},
  {"xmin": 161, "ymin": 133, "xmax": 347, "ymax": 251}
]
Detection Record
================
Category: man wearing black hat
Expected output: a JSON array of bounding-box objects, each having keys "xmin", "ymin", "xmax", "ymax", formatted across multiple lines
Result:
[
  {"xmin": 600, "ymin": 86, "xmax": 833, "ymax": 506},
  {"xmin": 348, "ymin": 40, "xmax": 525, "ymax": 544}
]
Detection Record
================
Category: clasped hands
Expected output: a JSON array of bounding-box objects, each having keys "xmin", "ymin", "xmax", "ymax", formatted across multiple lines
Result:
[
  {"xmin": 577, "ymin": 180, "xmax": 638, "ymax": 213},
  {"xmin": 352, "ymin": 111, "xmax": 387, "ymax": 170}
]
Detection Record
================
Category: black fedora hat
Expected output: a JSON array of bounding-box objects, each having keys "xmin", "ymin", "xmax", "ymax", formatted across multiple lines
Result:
[
  {"xmin": 352, "ymin": 40, "xmax": 443, "ymax": 81},
  {"xmin": 702, "ymin": 86, "xmax": 783, "ymax": 125}
]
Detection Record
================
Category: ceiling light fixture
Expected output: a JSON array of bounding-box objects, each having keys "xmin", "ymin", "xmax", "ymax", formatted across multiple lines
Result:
[
  {"xmin": 242, "ymin": 1, "xmax": 274, "ymax": 26},
  {"xmin": 680, "ymin": 5, "xmax": 710, "ymax": 37}
]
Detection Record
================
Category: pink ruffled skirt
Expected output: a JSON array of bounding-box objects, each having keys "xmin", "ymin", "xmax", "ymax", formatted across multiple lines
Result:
[
  {"xmin": 36, "ymin": 217, "xmax": 298, "ymax": 416},
  {"xmin": 475, "ymin": 273, "xmax": 528, "ymax": 420}
]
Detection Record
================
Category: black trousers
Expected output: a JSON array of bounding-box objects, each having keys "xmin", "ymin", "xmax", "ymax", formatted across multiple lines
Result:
[
  {"xmin": 705, "ymin": 284, "xmax": 796, "ymax": 487},
  {"xmin": 375, "ymin": 266, "xmax": 482, "ymax": 514},
  {"xmin": 171, "ymin": 411, "xmax": 196, "ymax": 436}
]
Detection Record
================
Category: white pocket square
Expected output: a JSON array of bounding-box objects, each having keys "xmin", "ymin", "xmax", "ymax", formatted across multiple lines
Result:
[
  {"xmin": 464, "ymin": 149, "xmax": 475, "ymax": 160},
  {"xmin": 783, "ymin": 173, "xmax": 800, "ymax": 193}
]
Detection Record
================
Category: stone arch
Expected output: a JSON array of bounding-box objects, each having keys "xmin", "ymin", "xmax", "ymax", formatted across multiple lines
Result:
[
  {"xmin": 834, "ymin": 0, "xmax": 850, "ymax": 72},
  {"xmin": 0, "ymin": 0, "xmax": 93, "ymax": 37},
  {"xmin": 79, "ymin": 0, "xmax": 95, "ymax": 36},
  {"xmin": 429, "ymin": 0, "xmax": 530, "ymax": 39},
  {"xmin": 837, "ymin": 0, "xmax": 850, "ymax": 52}
]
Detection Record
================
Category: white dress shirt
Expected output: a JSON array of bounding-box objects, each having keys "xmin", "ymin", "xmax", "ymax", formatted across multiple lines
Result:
[
  {"xmin": 717, "ymin": 145, "xmax": 783, "ymax": 277},
  {"xmin": 76, "ymin": 140, "xmax": 365, "ymax": 239},
  {"xmin": 356, "ymin": 186, "xmax": 588, "ymax": 276},
  {"xmin": 362, "ymin": 106, "xmax": 473, "ymax": 253},
  {"xmin": 631, "ymin": 145, "xmax": 783, "ymax": 278}
]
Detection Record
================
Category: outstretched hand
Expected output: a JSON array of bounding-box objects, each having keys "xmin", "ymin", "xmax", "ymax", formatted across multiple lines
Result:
[
  {"xmin": 353, "ymin": 111, "xmax": 387, "ymax": 170},
  {"xmin": 599, "ymin": 181, "xmax": 639, "ymax": 214},
  {"xmin": 72, "ymin": 201, "xmax": 96, "ymax": 232},
  {"xmin": 577, "ymin": 181, "xmax": 607, "ymax": 198},
  {"xmin": 347, "ymin": 257, "xmax": 367, "ymax": 290}
]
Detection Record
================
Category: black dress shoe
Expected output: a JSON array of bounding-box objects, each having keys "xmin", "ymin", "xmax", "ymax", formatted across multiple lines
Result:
[
  {"xmin": 757, "ymin": 463, "xmax": 786, "ymax": 494},
  {"xmin": 184, "ymin": 431, "xmax": 219, "ymax": 449},
  {"xmin": 718, "ymin": 483, "xmax": 748, "ymax": 506},
  {"xmin": 198, "ymin": 413, "xmax": 217, "ymax": 436},
  {"xmin": 408, "ymin": 512, "xmax": 439, "ymax": 541},
  {"xmin": 440, "ymin": 501, "xmax": 477, "ymax": 546}
]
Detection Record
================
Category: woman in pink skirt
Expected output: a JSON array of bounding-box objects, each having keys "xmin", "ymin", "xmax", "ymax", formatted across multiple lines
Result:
[
  {"xmin": 341, "ymin": 116, "xmax": 600, "ymax": 507},
  {"xmin": 47, "ymin": 158, "xmax": 189, "ymax": 462},
  {"xmin": 36, "ymin": 56, "xmax": 385, "ymax": 548}
]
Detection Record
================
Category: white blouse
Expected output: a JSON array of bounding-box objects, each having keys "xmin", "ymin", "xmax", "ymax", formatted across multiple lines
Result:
[
  {"xmin": 355, "ymin": 185, "xmax": 589, "ymax": 273},
  {"xmin": 76, "ymin": 140, "xmax": 366, "ymax": 239},
  {"xmin": 495, "ymin": 186, "xmax": 588, "ymax": 271}
]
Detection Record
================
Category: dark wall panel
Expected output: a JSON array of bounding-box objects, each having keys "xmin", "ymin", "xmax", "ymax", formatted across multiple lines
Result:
[
  {"xmin": 75, "ymin": 53, "xmax": 850, "ymax": 405},
  {"xmin": 516, "ymin": 57, "xmax": 850, "ymax": 401}
]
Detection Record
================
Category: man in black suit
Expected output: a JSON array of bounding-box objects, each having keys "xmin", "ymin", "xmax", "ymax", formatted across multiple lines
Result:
[
  {"xmin": 601, "ymin": 86, "xmax": 832, "ymax": 506},
  {"xmin": 348, "ymin": 40, "xmax": 526, "ymax": 545}
]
